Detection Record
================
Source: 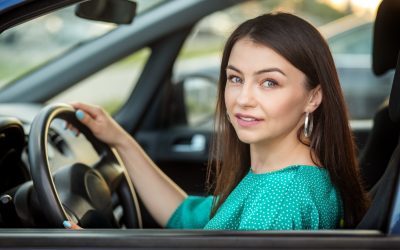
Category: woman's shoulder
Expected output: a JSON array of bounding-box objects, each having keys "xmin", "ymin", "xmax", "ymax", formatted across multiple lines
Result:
[
  {"xmin": 245, "ymin": 165, "xmax": 328, "ymax": 189},
  {"xmin": 288, "ymin": 166, "xmax": 341, "ymax": 208},
  {"xmin": 240, "ymin": 165, "xmax": 341, "ymax": 229},
  {"xmin": 243, "ymin": 165, "xmax": 337, "ymax": 200},
  {"xmin": 253, "ymin": 165, "xmax": 337, "ymax": 200},
  {"xmin": 248, "ymin": 165, "xmax": 329, "ymax": 182},
  {"xmin": 292, "ymin": 165, "xmax": 333, "ymax": 188}
]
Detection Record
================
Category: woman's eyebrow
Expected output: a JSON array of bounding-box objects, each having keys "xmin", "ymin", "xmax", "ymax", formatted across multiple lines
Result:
[
  {"xmin": 226, "ymin": 65, "xmax": 242, "ymax": 73},
  {"xmin": 255, "ymin": 68, "xmax": 286, "ymax": 76},
  {"xmin": 226, "ymin": 64, "xmax": 286, "ymax": 76}
]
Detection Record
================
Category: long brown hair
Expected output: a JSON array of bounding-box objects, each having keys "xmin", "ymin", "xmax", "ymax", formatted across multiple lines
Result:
[{"xmin": 207, "ymin": 12, "xmax": 370, "ymax": 228}]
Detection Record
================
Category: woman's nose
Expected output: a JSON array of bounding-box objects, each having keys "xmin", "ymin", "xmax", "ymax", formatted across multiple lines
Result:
[{"xmin": 236, "ymin": 83, "xmax": 256, "ymax": 107}]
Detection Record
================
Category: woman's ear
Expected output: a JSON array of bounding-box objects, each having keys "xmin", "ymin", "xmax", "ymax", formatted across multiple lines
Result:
[{"xmin": 305, "ymin": 85, "xmax": 322, "ymax": 113}]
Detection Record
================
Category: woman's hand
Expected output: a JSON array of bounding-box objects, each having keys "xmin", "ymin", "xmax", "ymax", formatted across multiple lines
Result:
[
  {"xmin": 70, "ymin": 102, "xmax": 129, "ymax": 148},
  {"xmin": 68, "ymin": 103, "xmax": 187, "ymax": 227}
]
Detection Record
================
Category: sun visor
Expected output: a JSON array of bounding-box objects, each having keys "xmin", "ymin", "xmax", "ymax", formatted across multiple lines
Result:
[{"xmin": 373, "ymin": 0, "xmax": 400, "ymax": 76}]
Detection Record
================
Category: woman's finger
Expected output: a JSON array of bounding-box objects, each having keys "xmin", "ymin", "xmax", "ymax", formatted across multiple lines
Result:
[
  {"xmin": 63, "ymin": 220, "xmax": 83, "ymax": 230},
  {"xmin": 71, "ymin": 102, "xmax": 103, "ymax": 119},
  {"xmin": 75, "ymin": 109, "xmax": 95, "ymax": 131}
]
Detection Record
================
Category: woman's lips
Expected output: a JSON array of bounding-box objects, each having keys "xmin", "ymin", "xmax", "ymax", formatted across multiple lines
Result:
[{"xmin": 235, "ymin": 113, "xmax": 263, "ymax": 127}]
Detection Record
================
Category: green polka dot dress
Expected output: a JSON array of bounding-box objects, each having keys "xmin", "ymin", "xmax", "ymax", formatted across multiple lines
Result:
[{"xmin": 166, "ymin": 165, "xmax": 343, "ymax": 230}]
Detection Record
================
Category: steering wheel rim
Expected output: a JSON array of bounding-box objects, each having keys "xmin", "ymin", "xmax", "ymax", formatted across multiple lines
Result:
[{"xmin": 28, "ymin": 103, "xmax": 142, "ymax": 228}]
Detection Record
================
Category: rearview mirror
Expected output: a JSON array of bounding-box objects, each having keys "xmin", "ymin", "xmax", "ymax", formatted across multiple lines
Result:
[{"xmin": 75, "ymin": 0, "xmax": 137, "ymax": 24}]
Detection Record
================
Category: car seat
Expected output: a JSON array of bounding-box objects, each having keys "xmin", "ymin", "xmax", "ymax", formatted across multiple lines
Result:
[
  {"xmin": 359, "ymin": 0, "xmax": 400, "ymax": 191},
  {"xmin": 356, "ymin": 0, "xmax": 400, "ymax": 232},
  {"xmin": 356, "ymin": 53, "xmax": 400, "ymax": 232},
  {"xmin": 359, "ymin": 105, "xmax": 400, "ymax": 191}
]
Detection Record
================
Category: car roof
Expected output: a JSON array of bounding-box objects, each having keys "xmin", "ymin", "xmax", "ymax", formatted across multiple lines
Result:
[{"xmin": 319, "ymin": 14, "xmax": 373, "ymax": 39}]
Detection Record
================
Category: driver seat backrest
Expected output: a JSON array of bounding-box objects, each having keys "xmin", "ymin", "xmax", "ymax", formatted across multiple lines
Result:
[
  {"xmin": 356, "ymin": 53, "xmax": 400, "ymax": 232},
  {"xmin": 359, "ymin": 104, "xmax": 400, "ymax": 191},
  {"xmin": 359, "ymin": 0, "xmax": 400, "ymax": 191}
]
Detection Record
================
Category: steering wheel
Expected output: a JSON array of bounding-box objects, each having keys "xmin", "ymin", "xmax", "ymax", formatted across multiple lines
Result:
[{"xmin": 28, "ymin": 103, "xmax": 142, "ymax": 228}]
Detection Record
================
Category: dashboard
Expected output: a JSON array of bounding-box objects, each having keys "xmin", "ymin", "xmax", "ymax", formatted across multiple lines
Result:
[{"xmin": 0, "ymin": 117, "xmax": 28, "ymax": 194}]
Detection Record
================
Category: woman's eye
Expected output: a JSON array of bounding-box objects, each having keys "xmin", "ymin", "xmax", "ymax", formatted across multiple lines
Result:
[
  {"xmin": 261, "ymin": 80, "xmax": 276, "ymax": 88},
  {"xmin": 228, "ymin": 76, "xmax": 242, "ymax": 84}
]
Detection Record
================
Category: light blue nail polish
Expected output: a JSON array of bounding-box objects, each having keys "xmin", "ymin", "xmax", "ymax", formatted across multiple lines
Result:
[
  {"xmin": 63, "ymin": 220, "xmax": 72, "ymax": 228},
  {"xmin": 76, "ymin": 110, "xmax": 85, "ymax": 120}
]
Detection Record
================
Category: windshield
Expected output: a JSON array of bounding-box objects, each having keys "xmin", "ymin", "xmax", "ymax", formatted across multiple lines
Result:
[{"xmin": 0, "ymin": 0, "xmax": 165, "ymax": 89}]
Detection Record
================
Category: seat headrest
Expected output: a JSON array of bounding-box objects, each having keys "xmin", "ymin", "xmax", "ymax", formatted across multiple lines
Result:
[
  {"xmin": 389, "ymin": 54, "xmax": 400, "ymax": 122},
  {"xmin": 373, "ymin": 0, "xmax": 400, "ymax": 76}
]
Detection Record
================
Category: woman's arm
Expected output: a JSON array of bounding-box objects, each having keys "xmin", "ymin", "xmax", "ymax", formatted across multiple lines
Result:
[{"xmin": 114, "ymin": 133, "xmax": 187, "ymax": 226}]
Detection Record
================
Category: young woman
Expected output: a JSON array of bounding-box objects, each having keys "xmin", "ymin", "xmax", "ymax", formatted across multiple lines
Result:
[{"xmin": 66, "ymin": 12, "xmax": 369, "ymax": 230}]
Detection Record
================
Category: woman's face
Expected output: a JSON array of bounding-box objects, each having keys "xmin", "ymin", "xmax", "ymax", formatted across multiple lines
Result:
[{"xmin": 224, "ymin": 38, "xmax": 318, "ymax": 146}]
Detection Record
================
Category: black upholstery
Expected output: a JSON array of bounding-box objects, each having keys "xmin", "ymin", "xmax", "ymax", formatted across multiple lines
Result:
[
  {"xmin": 359, "ymin": 105, "xmax": 400, "ymax": 191},
  {"xmin": 373, "ymin": 0, "xmax": 400, "ymax": 76},
  {"xmin": 359, "ymin": 0, "xmax": 400, "ymax": 190},
  {"xmin": 357, "ymin": 55, "xmax": 400, "ymax": 231},
  {"xmin": 357, "ymin": 136, "xmax": 400, "ymax": 231},
  {"xmin": 356, "ymin": 0, "xmax": 400, "ymax": 231}
]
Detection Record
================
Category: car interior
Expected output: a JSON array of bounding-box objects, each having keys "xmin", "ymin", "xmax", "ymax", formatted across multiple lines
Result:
[
  {"xmin": 355, "ymin": 0, "xmax": 400, "ymax": 233},
  {"xmin": 359, "ymin": 0, "xmax": 400, "ymax": 192},
  {"xmin": 1, "ymin": 0, "xmax": 400, "ymax": 249}
]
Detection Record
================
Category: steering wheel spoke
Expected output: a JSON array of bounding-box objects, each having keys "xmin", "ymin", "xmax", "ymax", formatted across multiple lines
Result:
[{"xmin": 93, "ymin": 154, "xmax": 125, "ymax": 193}]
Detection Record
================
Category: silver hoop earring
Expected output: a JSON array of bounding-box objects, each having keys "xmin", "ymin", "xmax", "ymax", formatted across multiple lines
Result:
[{"xmin": 304, "ymin": 112, "xmax": 313, "ymax": 138}]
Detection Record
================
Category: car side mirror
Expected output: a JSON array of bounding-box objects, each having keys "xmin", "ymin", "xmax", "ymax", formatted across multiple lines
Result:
[{"xmin": 75, "ymin": 0, "xmax": 137, "ymax": 24}]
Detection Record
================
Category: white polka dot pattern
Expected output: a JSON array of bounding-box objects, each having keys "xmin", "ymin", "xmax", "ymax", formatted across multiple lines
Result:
[{"xmin": 166, "ymin": 165, "xmax": 343, "ymax": 230}]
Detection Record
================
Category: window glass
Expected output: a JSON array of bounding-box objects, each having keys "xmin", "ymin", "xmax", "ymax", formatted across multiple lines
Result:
[
  {"xmin": 0, "ymin": 0, "xmax": 165, "ymax": 90},
  {"xmin": 322, "ymin": 15, "xmax": 393, "ymax": 120},
  {"xmin": 175, "ymin": 0, "xmax": 386, "ymax": 127},
  {"xmin": 328, "ymin": 23, "xmax": 373, "ymax": 54},
  {"xmin": 182, "ymin": 76, "xmax": 217, "ymax": 127},
  {"xmin": 0, "ymin": 5, "xmax": 115, "ymax": 89},
  {"xmin": 48, "ymin": 48, "xmax": 150, "ymax": 114}
]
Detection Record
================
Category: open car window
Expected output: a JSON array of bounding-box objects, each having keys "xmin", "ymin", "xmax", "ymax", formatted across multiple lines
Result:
[
  {"xmin": 0, "ymin": 0, "xmax": 165, "ymax": 91},
  {"xmin": 174, "ymin": 0, "xmax": 391, "ymax": 128}
]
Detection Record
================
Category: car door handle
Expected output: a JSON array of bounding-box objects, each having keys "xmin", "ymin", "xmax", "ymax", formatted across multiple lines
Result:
[{"xmin": 172, "ymin": 134, "xmax": 206, "ymax": 153}]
